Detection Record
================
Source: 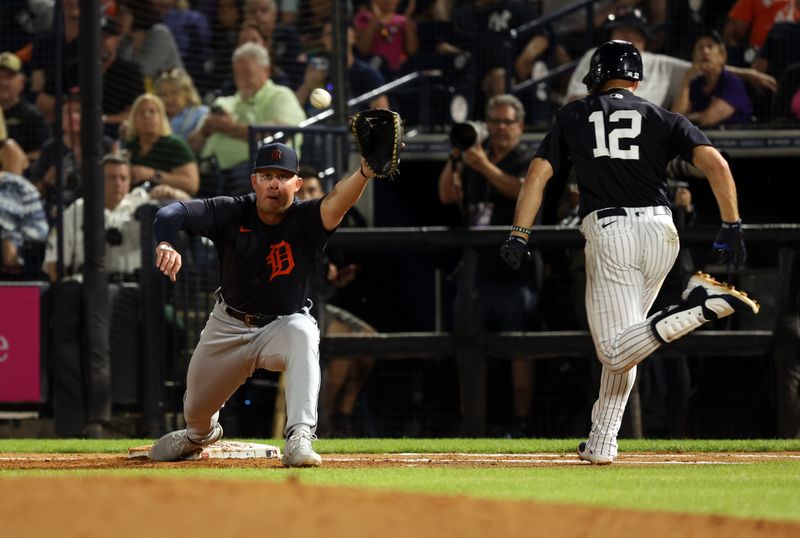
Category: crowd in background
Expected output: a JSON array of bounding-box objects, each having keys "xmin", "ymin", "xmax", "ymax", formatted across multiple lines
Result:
[{"xmin": 0, "ymin": 0, "xmax": 798, "ymax": 438}]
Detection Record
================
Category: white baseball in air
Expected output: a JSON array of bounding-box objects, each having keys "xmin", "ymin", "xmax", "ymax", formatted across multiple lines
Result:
[{"xmin": 310, "ymin": 88, "xmax": 332, "ymax": 109}]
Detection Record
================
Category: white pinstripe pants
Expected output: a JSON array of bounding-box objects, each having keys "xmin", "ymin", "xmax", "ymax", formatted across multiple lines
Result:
[{"xmin": 580, "ymin": 206, "xmax": 680, "ymax": 457}]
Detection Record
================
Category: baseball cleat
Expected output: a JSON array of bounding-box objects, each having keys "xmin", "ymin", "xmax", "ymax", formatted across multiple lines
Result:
[
  {"xmin": 577, "ymin": 442, "xmax": 614, "ymax": 465},
  {"xmin": 282, "ymin": 430, "xmax": 322, "ymax": 467},
  {"xmin": 149, "ymin": 424, "xmax": 224, "ymax": 462},
  {"xmin": 681, "ymin": 271, "xmax": 760, "ymax": 318}
]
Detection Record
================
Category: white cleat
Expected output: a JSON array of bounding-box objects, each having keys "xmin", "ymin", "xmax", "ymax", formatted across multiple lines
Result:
[
  {"xmin": 682, "ymin": 271, "xmax": 760, "ymax": 318},
  {"xmin": 282, "ymin": 430, "xmax": 322, "ymax": 467},
  {"xmin": 577, "ymin": 442, "xmax": 614, "ymax": 465},
  {"xmin": 149, "ymin": 424, "xmax": 224, "ymax": 462}
]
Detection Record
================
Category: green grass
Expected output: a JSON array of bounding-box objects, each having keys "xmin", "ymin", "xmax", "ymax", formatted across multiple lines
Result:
[
  {"xmin": 2, "ymin": 438, "xmax": 799, "ymax": 522},
  {"xmin": 2, "ymin": 437, "xmax": 799, "ymax": 454}
]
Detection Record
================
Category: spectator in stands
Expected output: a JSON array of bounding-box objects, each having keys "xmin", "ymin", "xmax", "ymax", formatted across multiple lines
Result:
[
  {"xmin": 43, "ymin": 153, "xmax": 188, "ymax": 439},
  {"xmin": 278, "ymin": 0, "xmax": 300, "ymax": 26},
  {"xmin": 353, "ymin": 0, "xmax": 419, "ymax": 80},
  {"xmin": 0, "ymin": 51, "xmax": 49, "ymax": 164},
  {"xmin": 564, "ymin": 9, "xmax": 777, "ymax": 107},
  {"xmin": 151, "ymin": 0, "xmax": 213, "ymax": 93},
  {"xmin": 116, "ymin": 0, "xmax": 185, "ymax": 88},
  {"xmin": 42, "ymin": 153, "xmax": 190, "ymax": 282},
  {"xmin": 442, "ymin": 0, "xmax": 538, "ymax": 115},
  {"xmin": 296, "ymin": 166, "xmax": 376, "ymax": 438},
  {"xmin": 155, "ymin": 68, "xmax": 210, "ymax": 143},
  {"xmin": 0, "ymin": 159, "xmax": 47, "ymax": 275},
  {"xmin": 295, "ymin": 21, "xmax": 390, "ymax": 113},
  {"xmin": 30, "ymin": 88, "xmax": 117, "ymax": 221},
  {"xmin": 672, "ymin": 30, "xmax": 753, "ymax": 127},
  {"xmin": 438, "ymin": 94, "xmax": 541, "ymax": 436},
  {"xmin": 204, "ymin": 0, "xmax": 243, "ymax": 95},
  {"xmin": 100, "ymin": 16, "xmax": 145, "ymax": 135},
  {"xmin": 296, "ymin": 0, "xmax": 332, "ymax": 56},
  {"xmin": 0, "ymin": 107, "xmax": 29, "ymax": 176},
  {"xmin": 723, "ymin": 0, "xmax": 799, "ymax": 54},
  {"xmin": 30, "ymin": 0, "xmax": 80, "ymax": 124},
  {"xmin": 237, "ymin": 20, "xmax": 293, "ymax": 89},
  {"xmin": 123, "ymin": 93, "xmax": 200, "ymax": 196},
  {"xmin": 189, "ymin": 43, "xmax": 306, "ymax": 195},
  {"xmin": 243, "ymin": 0, "xmax": 308, "ymax": 89}
]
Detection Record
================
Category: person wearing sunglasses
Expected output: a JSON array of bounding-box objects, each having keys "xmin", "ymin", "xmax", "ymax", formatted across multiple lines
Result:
[{"xmin": 438, "ymin": 94, "xmax": 542, "ymax": 437}]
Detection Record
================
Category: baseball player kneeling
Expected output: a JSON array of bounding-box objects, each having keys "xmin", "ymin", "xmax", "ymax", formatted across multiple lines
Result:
[
  {"xmin": 501, "ymin": 40, "xmax": 759, "ymax": 465},
  {"xmin": 148, "ymin": 142, "xmax": 380, "ymax": 467}
]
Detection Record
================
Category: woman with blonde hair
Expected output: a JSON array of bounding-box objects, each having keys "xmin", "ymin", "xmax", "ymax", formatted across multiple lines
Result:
[
  {"xmin": 154, "ymin": 68, "xmax": 209, "ymax": 142},
  {"xmin": 123, "ymin": 93, "xmax": 199, "ymax": 195}
]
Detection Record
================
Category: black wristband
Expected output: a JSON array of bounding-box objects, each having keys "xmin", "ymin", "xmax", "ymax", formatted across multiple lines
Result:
[
  {"xmin": 510, "ymin": 225, "xmax": 532, "ymax": 235},
  {"xmin": 359, "ymin": 163, "xmax": 371, "ymax": 179}
]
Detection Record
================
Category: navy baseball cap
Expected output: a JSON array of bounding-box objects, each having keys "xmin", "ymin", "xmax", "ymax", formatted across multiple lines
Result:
[{"xmin": 252, "ymin": 143, "xmax": 300, "ymax": 175}]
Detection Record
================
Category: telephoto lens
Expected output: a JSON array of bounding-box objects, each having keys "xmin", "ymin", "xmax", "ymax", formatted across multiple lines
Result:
[{"xmin": 449, "ymin": 121, "xmax": 487, "ymax": 150}]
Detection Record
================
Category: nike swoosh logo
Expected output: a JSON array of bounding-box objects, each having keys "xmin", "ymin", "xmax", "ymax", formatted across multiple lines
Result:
[
  {"xmin": 601, "ymin": 221, "xmax": 616, "ymax": 228},
  {"xmin": 239, "ymin": 226, "xmax": 253, "ymax": 233}
]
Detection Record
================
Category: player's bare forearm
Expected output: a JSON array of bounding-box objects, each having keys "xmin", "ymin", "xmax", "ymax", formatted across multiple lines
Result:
[
  {"xmin": 320, "ymin": 160, "xmax": 372, "ymax": 230},
  {"xmin": 692, "ymin": 145, "xmax": 739, "ymax": 222},
  {"xmin": 155, "ymin": 241, "xmax": 182, "ymax": 282},
  {"xmin": 511, "ymin": 158, "xmax": 553, "ymax": 238}
]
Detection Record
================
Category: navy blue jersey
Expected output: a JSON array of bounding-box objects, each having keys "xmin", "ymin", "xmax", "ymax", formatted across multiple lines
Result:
[
  {"xmin": 179, "ymin": 194, "xmax": 331, "ymax": 315},
  {"xmin": 536, "ymin": 88, "xmax": 711, "ymax": 218}
]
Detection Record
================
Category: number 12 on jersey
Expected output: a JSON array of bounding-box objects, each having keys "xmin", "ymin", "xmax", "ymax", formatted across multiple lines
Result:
[{"xmin": 589, "ymin": 110, "xmax": 642, "ymax": 160}]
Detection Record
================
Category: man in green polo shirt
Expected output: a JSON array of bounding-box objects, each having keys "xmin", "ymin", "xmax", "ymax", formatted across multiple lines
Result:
[{"xmin": 189, "ymin": 42, "xmax": 306, "ymax": 194}]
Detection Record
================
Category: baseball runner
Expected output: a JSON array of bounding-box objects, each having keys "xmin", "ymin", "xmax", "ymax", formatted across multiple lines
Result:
[
  {"xmin": 147, "ymin": 142, "xmax": 378, "ymax": 467},
  {"xmin": 501, "ymin": 40, "xmax": 760, "ymax": 464}
]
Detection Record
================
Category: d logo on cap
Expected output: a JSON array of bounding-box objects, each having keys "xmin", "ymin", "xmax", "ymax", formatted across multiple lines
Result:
[{"xmin": 253, "ymin": 142, "xmax": 299, "ymax": 175}]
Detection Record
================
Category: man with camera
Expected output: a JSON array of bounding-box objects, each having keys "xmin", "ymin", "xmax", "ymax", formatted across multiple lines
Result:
[
  {"xmin": 438, "ymin": 94, "xmax": 541, "ymax": 437},
  {"xmin": 42, "ymin": 153, "xmax": 189, "ymax": 438},
  {"xmin": 43, "ymin": 154, "xmax": 190, "ymax": 283}
]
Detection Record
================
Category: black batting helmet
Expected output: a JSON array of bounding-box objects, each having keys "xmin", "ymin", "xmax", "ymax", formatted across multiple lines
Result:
[{"xmin": 582, "ymin": 40, "xmax": 643, "ymax": 93}]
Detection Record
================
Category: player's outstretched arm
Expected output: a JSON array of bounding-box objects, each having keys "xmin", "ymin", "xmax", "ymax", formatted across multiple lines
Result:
[{"xmin": 320, "ymin": 157, "xmax": 374, "ymax": 231}]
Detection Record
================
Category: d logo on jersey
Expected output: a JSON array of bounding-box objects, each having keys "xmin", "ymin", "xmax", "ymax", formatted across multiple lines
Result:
[{"xmin": 266, "ymin": 240, "xmax": 295, "ymax": 282}]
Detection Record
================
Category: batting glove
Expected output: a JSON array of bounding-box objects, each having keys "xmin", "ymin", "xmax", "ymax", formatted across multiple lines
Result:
[
  {"xmin": 712, "ymin": 219, "xmax": 746, "ymax": 270},
  {"xmin": 500, "ymin": 236, "xmax": 531, "ymax": 271}
]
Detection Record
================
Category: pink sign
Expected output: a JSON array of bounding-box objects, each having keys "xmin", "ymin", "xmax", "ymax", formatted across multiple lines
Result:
[{"xmin": 0, "ymin": 286, "xmax": 41, "ymax": 402}]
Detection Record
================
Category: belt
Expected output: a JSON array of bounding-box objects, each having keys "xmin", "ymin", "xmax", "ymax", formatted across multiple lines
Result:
[
  {"xmin": 596, "ymin": 206, "xmax": 670, "ymax": 219},
  {"xmin": 224, "ymin": 307, "xmax": 278, "ymax": 327}
]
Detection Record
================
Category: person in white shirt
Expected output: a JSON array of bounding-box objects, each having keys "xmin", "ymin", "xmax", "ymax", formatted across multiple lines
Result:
[
  {"xmin": 564, "ymin": 10, "xmax": 776, "ymax": 107},
  {"xmin": 43, "ymin": 153, "xmax": 189, "ymax": 281}
]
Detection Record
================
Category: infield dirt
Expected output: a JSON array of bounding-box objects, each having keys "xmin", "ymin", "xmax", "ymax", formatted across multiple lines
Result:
[{"xmin": 1, "ymin": 452, "xmax": 799, "ymax": 537}]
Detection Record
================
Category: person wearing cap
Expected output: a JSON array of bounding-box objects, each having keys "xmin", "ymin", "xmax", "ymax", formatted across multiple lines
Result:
[
  {"xmin": 0, "ymin": 51, "xmax": 50, "ymax": 164},
  {"xmin": 672, "ymin": 30, "xmax": 753, "ymax": 128},
  {"xmin": 148, "ymin": 142, "xmax": 380, "ymax": 467},
  {"xmin": 564, "ymin": 7, "xmax": 776, "ymax": 108}
]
